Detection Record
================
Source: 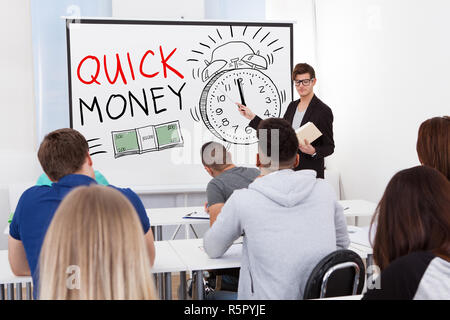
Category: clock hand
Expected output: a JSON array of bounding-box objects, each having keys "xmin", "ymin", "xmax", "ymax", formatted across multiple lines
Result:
[{"xmin": 237, "ymin": 78, "xmax": 246, "ymax": 106}]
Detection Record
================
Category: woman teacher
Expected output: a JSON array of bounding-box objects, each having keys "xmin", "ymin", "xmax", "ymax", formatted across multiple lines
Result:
[{"xmin": 238, "ymin": 63, "xmax": 334, "ymax": 179}]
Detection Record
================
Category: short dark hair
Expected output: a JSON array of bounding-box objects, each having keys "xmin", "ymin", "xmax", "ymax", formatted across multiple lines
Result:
[
  {"xmin": 292, "ymin": 63, "xmax": 316, "ymax": 80},
  {"xmin": 201, "ymin": 141, "xmax": 231, "ymax": 171},
  {"xmin": 257, "ymin": 118, "xmax": 299, "ymax": 167},
  {"xmin": 416, "ymin": 116, "xmax": 449, "ymax": 180},
  {"xmin": 370, "ymin": 165, "xmax": 450, "ymax": 270},
  {"xmin": 37, "ymin": 128, "xmax": 89, "ymax": 181}
]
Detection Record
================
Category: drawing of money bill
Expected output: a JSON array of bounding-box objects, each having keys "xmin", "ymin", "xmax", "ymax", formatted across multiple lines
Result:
[{"xmin": 112, "ymin": 120, "xmax": 184, "ymax": 158}]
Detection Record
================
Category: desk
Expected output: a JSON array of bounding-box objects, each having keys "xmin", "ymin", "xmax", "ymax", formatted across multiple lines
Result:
[
  {"xmin": 169, "ymin": 238, "xmax": 242, "ymax": 300},
  {"xmin": 1, "ymin": 238, "xmax": 373, "ymax": 301},
  {"xmin": 147, "ymin": 200, "xmax": 377, "ymax": 240},
  {"xmin": 147, "ymin": 206, "xmax": 208, "ymax": 240},
  {"xmin": 152, "ymin": 241, "xmax": 189, "ymax": 300},
  {"xmin": 348, "ymin": 226, "xmax": 373, "ymax": 261},
  {"xmin": 4, "ymin": 200, "xmax": 376, "ymax": 237},
  {"xmin": 0, "ymin": 243, "xmax": 186, "ymax": 301},
  {"xmin": 0, "ymin": 250, "xmax": 33, "ymax": 300},
  {"xmin": 347, "ymin": 226, "xmax": 375, "ymax": 294},
  {"xmin": 168, "ymin": 238, "xmax": 372, "ymax": 300},
  {"xmin": 340, "ymin": 200, "xmax": 377, "ymax": 225},
  {"xmin": 2, "ymin": 200, "xmax": 376, "ymax": 300}
]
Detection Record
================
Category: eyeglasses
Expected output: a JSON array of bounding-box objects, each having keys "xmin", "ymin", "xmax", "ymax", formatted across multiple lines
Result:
[{"xmin": 293, "ymin": 78, "xmax": 314, "ymax": 86}]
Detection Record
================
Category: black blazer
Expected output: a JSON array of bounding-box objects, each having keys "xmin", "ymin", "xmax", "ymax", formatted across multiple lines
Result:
[{"xmin": 249, "ymin": 94, "xmax": 334, "ymax": 178}]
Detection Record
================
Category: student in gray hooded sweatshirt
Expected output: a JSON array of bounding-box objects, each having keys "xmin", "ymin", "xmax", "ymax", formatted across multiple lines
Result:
[{"xmin": 203, "ymin": 118, "xmax": 350, "ymax": 300}]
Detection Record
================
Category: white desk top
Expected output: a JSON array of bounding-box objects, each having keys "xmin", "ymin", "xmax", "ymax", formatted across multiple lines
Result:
[
  {"xmin": 147, "ymin": 206, "xmax": 209, "ymax": 226},
  {"xmin": 0, "ymin": 243, "xmax": 185, "ymax": 285},
  {"xmin": 340, "ymin": 200, "xmax": 376, "ymax": 217},
  {"xmin": 0, "ymin": 250, "xmax": 32, "ymax": 285},
  {"xmin": 348, "ymin": 225, "xmax": 372, "ymax": 247},
  {"xmin": 167, "ymin": 238, "xmax": 370, "ymax": 272},
  {"xmin": 0, "ymin": 237, "xmax": 371, "ymax": 287},
  {"xmin": 347, "ymin": 225, "xmax": 373, "ymax": 259},
  {"xmin": 151, "ymin": 241, "xmax": 188, "ymax": 274},
  {"xmin": 3, "ymin": 200, "xmax": 376, "ymax": 233},
  {"xmin": 146, "ymin": 200, "xmax": 377, "ymax": 227},
  {"xmin": 169, "ymin": 238, "xmax": 242, "ymax": 271}
]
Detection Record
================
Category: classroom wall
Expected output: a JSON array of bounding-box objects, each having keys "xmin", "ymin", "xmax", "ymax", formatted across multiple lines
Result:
[
  {"xmin": 112, "ymin": 0, "xmax": 205, "ymax": 19},
  {"xmin": 0, "ymin": 0, "xmax": 41, "ymax": 249},
  {"xmin": 265, "ymin": 0, "xmax": 317, "ymax": 70},
  {"xmin": 313, "ymin": 0, "xmax": 450, "ymax": 203},
  {"xmin": 268, "ymin": 0, "xmax": 450, "ymax": 205}
]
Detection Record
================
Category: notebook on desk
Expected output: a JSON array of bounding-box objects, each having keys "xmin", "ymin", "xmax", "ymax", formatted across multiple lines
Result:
[{"xmin": 183, "ymin": 211, "xmax": 210, "ymax": 220}]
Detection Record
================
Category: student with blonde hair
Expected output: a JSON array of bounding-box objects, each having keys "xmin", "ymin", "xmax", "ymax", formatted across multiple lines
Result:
[{"xmin": 39, "ymin": 185, "xmax": 157, "ymax": 300}]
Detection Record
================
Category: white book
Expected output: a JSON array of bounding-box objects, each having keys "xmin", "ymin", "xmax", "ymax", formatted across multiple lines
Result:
[{"xmin": 295, "ymin": 121, "xmax": 322, "ymax": 144}]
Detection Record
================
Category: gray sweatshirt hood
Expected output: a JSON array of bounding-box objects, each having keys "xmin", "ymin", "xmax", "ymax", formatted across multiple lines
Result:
[{"xmin": 249, "ymin": 169, "xmax": 318, "ymax": 208}]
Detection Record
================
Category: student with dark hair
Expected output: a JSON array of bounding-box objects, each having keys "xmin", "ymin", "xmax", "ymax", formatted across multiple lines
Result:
[
  {"xmin": 203, "ymin": 118, "xmax": 349, "ymax": 300},
  {"xmin": 8, "ymin": 128, "xmax": 155, "ymax": 297},
  {"xmin": 237, "ymin": 63, "xmax": 334, "ymax": 178},
  {"xmin": 200, "ymin": 141, "xmax": 260, "ymax": 296},
  {"xmin": 416, "ymin": 116, "xmax": 449, "ymax": 180},
  {"xmin": 363, "ymin": 166, "xmax": 450, "ymax": 300},
  {"xmin": 201, "ymin": 141, "xmax": 260, "ymax": 225}
]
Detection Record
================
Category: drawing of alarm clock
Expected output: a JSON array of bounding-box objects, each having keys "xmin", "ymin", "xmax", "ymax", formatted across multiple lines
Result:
[{"xmin": 198, "ymin": 41, "xmax": 281, "ymax": 145}]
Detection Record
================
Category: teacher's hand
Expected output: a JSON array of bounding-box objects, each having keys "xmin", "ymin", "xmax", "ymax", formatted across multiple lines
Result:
[
  {"xmin": 236, "ymin": 103, "xmax": 256, "ymax": 120},
  {"xmin": 299, "ymin": 139, "xmax": 316, "ymax": 155}
]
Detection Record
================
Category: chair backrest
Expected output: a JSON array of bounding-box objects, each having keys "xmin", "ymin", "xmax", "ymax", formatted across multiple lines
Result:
[{"xmin": 303, "ymin": 249, "xmax": 365, "ymax": 299}]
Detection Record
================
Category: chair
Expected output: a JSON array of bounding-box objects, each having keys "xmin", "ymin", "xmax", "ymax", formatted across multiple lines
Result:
[{"xmin": 303, "ymin": 249, "xmax": 365, "ymax": 299}]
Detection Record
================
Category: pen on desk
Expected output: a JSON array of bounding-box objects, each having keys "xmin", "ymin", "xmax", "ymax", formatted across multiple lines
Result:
[
  {"xmin": 186, "ymin": 212, "xmax": 195, "ymax": 217},
  {"xmin": 343, "ymin": 207, "xmax": 350, "ymax": 210}
]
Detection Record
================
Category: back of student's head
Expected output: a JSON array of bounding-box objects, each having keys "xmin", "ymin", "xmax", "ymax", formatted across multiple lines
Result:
[
  {"xmin": 201, "ymin": 141, "xmax": 232, "ymax": 172},
  {"xmin": 38, "ymin": 185, "xmax": 157, "ymax": 300},
  {"xmin": 256, "ymin": 118, "xmax": 299, "ymax": 169},
  {"xmin": 37, "ymin": 128, "xmax": 89, "ymax": 181},
  {"xmin": 370, "ymin": 165, "xmax": 450, "ymax": 270},
  {"xmin": 416, "ymin": 116, "xmax": 450, "ymax": 180}
]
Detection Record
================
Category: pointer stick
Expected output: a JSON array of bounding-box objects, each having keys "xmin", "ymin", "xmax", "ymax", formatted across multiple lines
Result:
[{"xmin": 237, "ymin": 78, "xmax": 246, "ymax": 106}]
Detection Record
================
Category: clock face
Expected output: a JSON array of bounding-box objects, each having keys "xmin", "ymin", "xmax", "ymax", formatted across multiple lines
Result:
[{"xmin": 199, "ymin": 69, "xmax": 281, "ymax": 144}]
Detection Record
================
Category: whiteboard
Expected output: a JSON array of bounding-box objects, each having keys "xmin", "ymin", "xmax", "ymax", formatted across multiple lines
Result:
[{"xmin": 66, "ymin": 19, "xmax": 293, "ymax": 187}]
